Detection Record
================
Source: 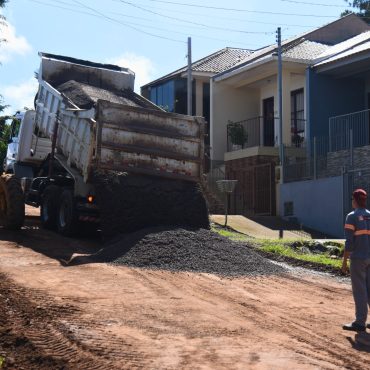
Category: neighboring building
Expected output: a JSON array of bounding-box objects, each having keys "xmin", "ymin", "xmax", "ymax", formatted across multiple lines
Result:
[
  {"xmin": 280, "ymin": 29, "xmax": 370, "ymax": 237},
  {"xmin": 141, "ymin": 48, "xmax": 253, "ymax": 171},
  {"xmin": 209, "ymin": 14, "xmax": 370, "ymax": 218}
]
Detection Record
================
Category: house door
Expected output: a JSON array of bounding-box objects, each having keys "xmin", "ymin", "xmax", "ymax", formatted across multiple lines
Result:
[{"xmin": 263, "ymin": 97, "xmax": 275, "ymax": 146}]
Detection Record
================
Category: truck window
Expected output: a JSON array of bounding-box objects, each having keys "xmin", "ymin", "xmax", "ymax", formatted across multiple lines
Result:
[{"xmin": 10, "ymin": 118, "xmax": 21, "ymax": 138}]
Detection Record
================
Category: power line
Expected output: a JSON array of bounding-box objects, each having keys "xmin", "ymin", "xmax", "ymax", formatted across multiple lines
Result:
[
  {"xmin": 25, "ymin": 0, "xmax": 268, "ymax": 47},
  {"xmin": 110, "ymin": 0, "xmax": 318, "ymax": 28},
  {"xmin": 132, "ymin": 0, "xmax": 338, "ymax": 17},
  {"xmin": 116, "ymin": 0, "xmax": 275, "ymax": 34},
  {"xmin": 27, "ymin": 0, "xmax": 187, "ymax": 43},
  {"xmin": 281, "ymin": 0, "xmax": 348, "ymax": 7},
  {"xmin": 26, "ymin": 0, "xmax": 104, "ymax": 18},
  {"xmin": 69, "ymin": 0, "xmax": 186, "ymax": 43}
]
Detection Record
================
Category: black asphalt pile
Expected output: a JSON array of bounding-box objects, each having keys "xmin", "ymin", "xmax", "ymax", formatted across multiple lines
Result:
[
  {"xmin": 92, "ymin": 227, "xmax": 285, "ymax": 277},
  {"xmin": 57, "ymin": 80, "xmax": 157, "ymax": 110},
  {"xmin": 94, "ymin": 171, "xmax": 210, "ymax": 239}
]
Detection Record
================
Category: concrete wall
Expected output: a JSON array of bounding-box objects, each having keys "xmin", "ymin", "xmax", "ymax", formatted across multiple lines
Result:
[
  {"xmin": 211, "ymin": 82, "xmax": 259, "ymax": 160},
  {"xmin": 279, "ymin": 176, "xmax": 344, "ymax": 237}
]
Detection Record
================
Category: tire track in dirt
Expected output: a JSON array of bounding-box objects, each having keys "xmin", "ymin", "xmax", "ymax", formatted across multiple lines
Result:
[
  {"xmin": 0, "ymin": 273, "xmax": 149, "ymax": 369},
  {"xmin": 283, "ymin": 320, "xmax": 366, "ymax": 370}
]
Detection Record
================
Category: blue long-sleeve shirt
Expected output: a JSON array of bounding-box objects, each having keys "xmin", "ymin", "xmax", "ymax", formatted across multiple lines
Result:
[{"xmin": 344, "ymin": 208, "xmax": 370, "ymax": 259}]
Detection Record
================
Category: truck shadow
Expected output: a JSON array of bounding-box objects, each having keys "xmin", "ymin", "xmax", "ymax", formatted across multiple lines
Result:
[
  {"xmin": 0, "ymin": 216, "xmax": 102, "ymax": 265},
  {"xmin": 0, "ymin": 215, "xmax": 176, "ymax": 268}
]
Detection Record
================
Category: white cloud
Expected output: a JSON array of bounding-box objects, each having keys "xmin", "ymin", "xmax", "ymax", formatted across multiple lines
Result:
[
  {"xmin": 1, "ymin": 78, "xmax": 38, "ymax": 114},
  {"xmin": 0, "ymin": 20, "xmax": 32, "ymax": 63},
  {"xmin": 107, "ymin": 53, "xmax": 156, "ymax": 92}
]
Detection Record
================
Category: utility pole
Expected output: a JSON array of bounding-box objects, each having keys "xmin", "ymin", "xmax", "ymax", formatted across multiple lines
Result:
[
  {"xmin": 187, "ymin": 37, "xmax": 192, "ymax": 116},
  {"xmin": 277, "ymin": 27, "xmax": 284, "ymax": 183}
]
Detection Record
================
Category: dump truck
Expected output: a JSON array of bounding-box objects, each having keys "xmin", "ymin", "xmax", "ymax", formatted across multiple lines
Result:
[{"xmin": 0, "ymin": 53, "xmax": 209, "ymax": 237}]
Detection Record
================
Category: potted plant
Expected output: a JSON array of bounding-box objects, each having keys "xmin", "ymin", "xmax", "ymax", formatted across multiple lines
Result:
[{"xmin": 227, "ymin": 121, "xmax": 248, "ymax": 150}]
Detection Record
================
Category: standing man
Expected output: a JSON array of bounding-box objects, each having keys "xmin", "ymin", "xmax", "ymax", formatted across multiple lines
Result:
[{"xmin": 342, "ymin": 188, "xmax": 370, "ymax": 332}]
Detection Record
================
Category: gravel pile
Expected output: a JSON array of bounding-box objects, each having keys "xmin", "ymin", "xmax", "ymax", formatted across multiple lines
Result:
[
  {"xmin": 94, "ymin": 171, "xmax": 210, "ymax": 239},
  {"xmin": 92, "ymin": 227, "xmax": 286, "ymax": 277},
  {"xmin": 57, "ymin": 80, "xmax": 157, "ymax": 110}
]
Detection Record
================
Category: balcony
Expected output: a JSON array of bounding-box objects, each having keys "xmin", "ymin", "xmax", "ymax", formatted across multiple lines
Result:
[
  {"xmin": 226, "ymin": 116, "xmax": 276, "ymax": 152},
  {"xmin": 291, "ymin": 118, "xmax": 306, "ymax": 148}
]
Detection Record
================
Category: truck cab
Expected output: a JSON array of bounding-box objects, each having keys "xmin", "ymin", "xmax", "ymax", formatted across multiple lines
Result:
[{"xmin": 3, "ymin": 112, "xmax": 23, "ymax": 173}]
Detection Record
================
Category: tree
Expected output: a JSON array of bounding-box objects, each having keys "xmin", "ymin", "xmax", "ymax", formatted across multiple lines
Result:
[
  {"xmin": 0, "ymin": 1, "xmax": 8, "ymax": 44},
  {"xmin": 0, "ymin": 98, "xmax": 11, "ymax": 168},
  {"xmin": 342, "ymin": 1, "xmax": 370, "ymax": 21}
]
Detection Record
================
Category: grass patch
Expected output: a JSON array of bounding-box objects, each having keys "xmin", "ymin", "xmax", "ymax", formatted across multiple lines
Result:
[
  {"xmin": 212, "ymin": 226, "xmax": 251, "ymax": 242},
  {"xmin": 212, "ymin": 224, "xmax": 343, "ymax": 270},
  {"xmin": 257, "ymin": 240, "xmax": 342, "ymax": 268}
]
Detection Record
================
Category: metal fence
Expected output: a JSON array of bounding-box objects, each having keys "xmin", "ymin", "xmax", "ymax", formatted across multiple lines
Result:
[
  {"xmin": 329, "ymin": 109, "xmax": 370, "ymax": 151},
  {"xmin": 206, "ymin": 160, "xmax": 226, "ymax": 204},
  {"xmin": 285, "ymin": 108, "xmax": 370, "ymax": 183},
  {"xmin": 343, "ymin": 168, "xmax": 370, "ymax": 220},
  {"xmin": 283, "ymin": 134, "xmax": 349, "ymax": 183}
]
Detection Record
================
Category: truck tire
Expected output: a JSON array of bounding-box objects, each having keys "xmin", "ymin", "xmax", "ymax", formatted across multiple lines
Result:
[
  {"xmin": 40, "ymin": 185, "xmax": 60, "ymax": 230},
  {"xmin": 57, "ymin": 189, "xmax": 78, "ymax": 236},
  {"xmin": 0, "ymin": 174, "xmax": 25, "ymax": 230}
]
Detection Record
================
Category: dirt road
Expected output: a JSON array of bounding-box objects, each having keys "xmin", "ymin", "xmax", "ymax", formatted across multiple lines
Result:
[{"xmin": 0, "ymin": 211, "xmax": 369, "ymax": 369}]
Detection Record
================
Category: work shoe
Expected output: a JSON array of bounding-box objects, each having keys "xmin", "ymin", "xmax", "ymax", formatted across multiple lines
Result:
[{"xmin": 342, "ymin": 322, "xmax": 366, "ymax": 332}]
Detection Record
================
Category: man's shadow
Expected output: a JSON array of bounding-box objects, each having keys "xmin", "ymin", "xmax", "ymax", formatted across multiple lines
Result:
[{"xmin": 346, "ymin": 332, "xmax": 370, "ymax": 352}]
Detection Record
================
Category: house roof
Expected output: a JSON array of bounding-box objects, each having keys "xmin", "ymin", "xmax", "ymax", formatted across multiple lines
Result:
[
  {"xmin": 282, "ymin": 40, "xmax": 330, "ymax": 61},
  {"xmin": 314, "ymin": 30, "xmax": 370, "ymax": 67},
  {"xmin": 213, "ymin": 14, "xmax": 370, "ymax": 82},
  {"xmin": 141, "ymin": 47, "xmax": 253, "ymax": 88}
]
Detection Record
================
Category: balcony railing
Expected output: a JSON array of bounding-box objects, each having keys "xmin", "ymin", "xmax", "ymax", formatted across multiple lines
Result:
[
  {"xmin": 227, "ymin": 116, "xmax": 278, "ymax": 152},
  {"xmin": 291, "ymin": 118, "xmax": 306, "ymax": 148},
  {"xmin": 227, "ymin": 116, "xmax": 306, "ymax": 152}
]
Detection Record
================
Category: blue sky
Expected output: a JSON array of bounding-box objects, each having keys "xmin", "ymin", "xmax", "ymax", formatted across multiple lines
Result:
[{"xmin": 0, "ymin": 0, "xmax": 351, "ymax": 114}]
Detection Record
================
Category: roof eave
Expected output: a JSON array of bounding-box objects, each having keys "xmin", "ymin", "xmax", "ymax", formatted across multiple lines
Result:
[{"xmin": 213, "ymin": 56, "xmax": 275, "ymax": 82}]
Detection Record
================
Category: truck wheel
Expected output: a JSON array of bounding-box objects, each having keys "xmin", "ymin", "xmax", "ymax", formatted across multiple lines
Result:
[
  {"xmin": 57, "ymin": 189, "xmax": 78, "ymax": 236},
  {"xmin": 0, "ymin": 174, "xmax": 25, "ymax": 230},
  {"xmin": 40, "ymin": 185, "xmax": 60, "ymax": 230}
]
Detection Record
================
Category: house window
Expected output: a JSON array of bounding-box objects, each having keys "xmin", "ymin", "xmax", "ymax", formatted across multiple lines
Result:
[
  {"xmin": 149, "ymin": 80, "xmax": 175, "ymax": 112},
  {"xmin": 291, "ymin": 88, "xmax": 305, "ymax": 147}
]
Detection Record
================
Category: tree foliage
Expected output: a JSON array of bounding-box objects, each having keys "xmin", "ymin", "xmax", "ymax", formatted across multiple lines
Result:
[
  {"xmin": 0, "ymin": 97, "xmax": 11, "ymax": 167},
  {"xmin": 342, "ymin": 1, "xmax": 370, "ymax": 21}
]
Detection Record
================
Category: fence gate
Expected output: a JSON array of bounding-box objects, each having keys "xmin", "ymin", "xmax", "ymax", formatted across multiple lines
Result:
[
  {"xmin": 343, "ymin": 168, "xmax": 370, "ymax": 220},
  {"xmin": 230, "ymin": 163, "xmax": 274, "ymax": 216}
]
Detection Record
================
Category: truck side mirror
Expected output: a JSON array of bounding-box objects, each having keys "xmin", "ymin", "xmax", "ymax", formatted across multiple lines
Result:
[{"xmin": 8, "ymin": 138, "xmax": 13, "ymax": 144}]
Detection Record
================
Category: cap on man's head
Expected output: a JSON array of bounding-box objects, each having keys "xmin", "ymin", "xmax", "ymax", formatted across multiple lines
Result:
[{"xmin": 353, "ymin": 188, "xmax": 367, "ymax": 207}]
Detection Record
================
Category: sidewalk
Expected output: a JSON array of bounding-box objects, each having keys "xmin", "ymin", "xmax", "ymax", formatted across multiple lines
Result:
[{"xmin": 210, "ymin": 214, "xmax": 328, "ymax": 240}]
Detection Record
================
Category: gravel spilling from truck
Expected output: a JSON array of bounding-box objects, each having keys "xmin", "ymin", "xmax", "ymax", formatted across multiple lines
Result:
[
  {"xmin": 94, "ymin": 171, "xmax": 210, "ymax": 238},
  {"xmin": 57, "ymin": 80, "xmax": 157, "ymax": 110},
  {"xmin": 91, "ymin": 227, "xmax": 286, "ymax": 277}
]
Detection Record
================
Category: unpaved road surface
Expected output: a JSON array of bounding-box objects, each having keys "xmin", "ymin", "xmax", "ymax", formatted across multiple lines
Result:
[{"xmin": 0, "ymin": 210, "xmax": 369, "ymax": 369}]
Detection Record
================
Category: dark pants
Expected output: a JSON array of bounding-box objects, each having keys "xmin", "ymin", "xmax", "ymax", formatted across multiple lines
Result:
[{"xmin": 350, "ymin": 258, "xmax": 370, "ymax": 325}]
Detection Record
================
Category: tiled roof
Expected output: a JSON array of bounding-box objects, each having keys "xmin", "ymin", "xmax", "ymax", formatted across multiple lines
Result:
[
  {"xmin": 315, "ymin": 39, "xmax": 370, "ymax": 67},
  {"xmin": 141, "ymin": 47, "xmax": 253, "ymax": 87},
  {"xmin": 315, "ymin": 30, "xmax": 370, "ymax": 63},
  {"xmin": 214, "ymin": 39, "xmax": 330, "ymax": 80},
  {"xmin": 214, "ymin": 15, "xmax": 370, "ymax": 81},
  {"xmin": 191, "ymin": 47, "xmax": 253, "ymax": 73},
  {"xmin": 282, "ymin": 40, "xmax": 330, "ymax": 61}
]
